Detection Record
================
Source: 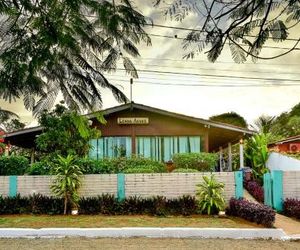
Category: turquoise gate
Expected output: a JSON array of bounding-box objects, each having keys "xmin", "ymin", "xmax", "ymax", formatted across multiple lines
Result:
[{"xmin": 263, "ymin": 170, "xmax": 283, "ymax": 212}]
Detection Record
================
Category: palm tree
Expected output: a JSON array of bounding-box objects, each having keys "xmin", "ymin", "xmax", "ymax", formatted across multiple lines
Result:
[
  {"xmin": 0, "ymin": 1, "xmax": 151, "ymax": 116},
  {"xmin": 252, "ymin": 115, "xmax": 275, "ymax": 134}
]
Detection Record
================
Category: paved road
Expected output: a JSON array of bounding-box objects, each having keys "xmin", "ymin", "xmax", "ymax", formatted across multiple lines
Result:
[{"xmin": 1, "ymin": 238, "xmax": 300, "ymax": 250}]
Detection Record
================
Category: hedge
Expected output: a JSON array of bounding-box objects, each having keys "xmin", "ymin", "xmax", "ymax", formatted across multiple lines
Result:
[
  {"xmin": 244, "ymin": 180, "xmax": 264, "ymax": 203},
  {"xmin": 172, "ymin": 168, "xmax": 199, "ymax": 173},
  {"xmin": 283, "ymin": 198, "xmax": 300, "ymax": 219},
  {"xmin": 0, "ymin": 156, "xmax": 29, "ymax": 175},
  {"xmin": 26, "ymin": 156, "xmax": 167, "ymax": 175},
  {"xmin": 0, "ymin": 194, "xmax": 197, "ymax": 216},
  {"xmin": 172, "ymin": 153, "xmax": 217, "ymax": 171},
  {"xmin": 226, "ymin": 198, "xmax": 275, "ymax": 228}
]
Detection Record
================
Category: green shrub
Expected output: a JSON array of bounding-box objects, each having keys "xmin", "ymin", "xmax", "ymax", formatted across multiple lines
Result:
[
  {"xmin": 123, "ymin": 166, "xmax": 157, "ymax": 174},
  {"xmin": 77, "ymin": 156, "xmax": 166, "ymax": 174},
  {"xmin": 111, "ymin": 156, "xmax": 166, "ymax": 173},
  {"xmin": 173, "ymin": 153, "xmax": 217, "ymax": 172},
  {"xmin": 26, "ymin": 161, "xmax": 51, "ymax": 175},
  {"xmin": 196, "ymin": 175, "xmax": 225, "ymax": 215},
  {"xmin": 19, "ymin": 156, "xmax": 166, "ymax": 175},
  {"xmin": 77, "ymin": 158, "xmax": 115, "ymax": 174},
  {"xmin": 172, "ymin": 168, "xmax": 199, "ymax": 173},
  {"xmin": 0, "ymin": 156, "xmax": 29, "ymax": 175}
]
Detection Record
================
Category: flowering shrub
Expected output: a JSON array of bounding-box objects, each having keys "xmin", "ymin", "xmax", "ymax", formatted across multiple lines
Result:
[
  {"xmin": 226, "ymin": 198, "xmax": 275, "ymax": 228},
  {"xmin": 244, "ymin": 180, "xmax": 264, "ymax": 203},
  {"xmin": 283, "ymin": 199, "xmax": 300, "ymax": 219}
]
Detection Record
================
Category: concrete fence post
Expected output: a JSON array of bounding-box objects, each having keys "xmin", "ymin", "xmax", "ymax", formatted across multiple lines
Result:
[
  {"xmin": 117, "ymin": 173, "xmax": 125, "ymax": 201},
  {"xmin": 271, "ymin": 170, "xmax": 283, "ymax": 212},
  {"xmin": 234, "ymin": 171, "xmax": 243, "ymax": 199},
  {"xmin": 263, "ymin": 173, "xmax": 273, "ymax": 207},
  {"xmin": 9, "ymin": 176, "xmax": 17, "ymax": 197}
]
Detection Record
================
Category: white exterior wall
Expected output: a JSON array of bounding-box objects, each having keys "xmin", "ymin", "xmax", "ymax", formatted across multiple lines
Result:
[{"xmin": 267, "ymin": 152, "xmax": 300, "ymax": 171}]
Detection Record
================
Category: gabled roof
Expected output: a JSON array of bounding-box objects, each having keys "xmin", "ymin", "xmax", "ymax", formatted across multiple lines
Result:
[
  {"xmin": 4, "ymin": 102, "xmax": 255, "ymax": 144},
  {"xmin": 270, "ymin": 135, "xmax": 300, "ymax": 145},
  {"xmin": 3, "ymin": 126, "xmax": 42, "ymax": 138},
  {"xmin": 87, "ymin": 102, "xmax": 255, "ymax": 135}
]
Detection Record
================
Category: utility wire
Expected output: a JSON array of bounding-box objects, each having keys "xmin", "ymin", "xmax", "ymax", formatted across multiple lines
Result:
[
  {"xmin": 144, "ymin": 23, "xmax": 300, "ymax": 42},
  {"xmin": 106, "ymin": 67, "xmax": 300, "ymax": 83},
  {"xmin": 115, "ymin": 62, "xmax": 300, "ymax": 76},
  {"xmin": 128, "ymin": 56, "xmax": 300, "ymax": 66},
  {"xmin": 147, "ymin": 32, "xmax": 300, "ymax": 51},
  {"xmin": 106, "ymin": 77, "xmax": 300, "ymax": 87}
]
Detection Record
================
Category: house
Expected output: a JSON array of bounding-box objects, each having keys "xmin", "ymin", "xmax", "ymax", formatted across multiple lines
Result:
[
  {"xmin": 268, "ymin": 135, "xmax": 300, "ymax": 153},
  {"xmin": 3, "ymin": 103, "xmax": 254, "ymax": 169}
]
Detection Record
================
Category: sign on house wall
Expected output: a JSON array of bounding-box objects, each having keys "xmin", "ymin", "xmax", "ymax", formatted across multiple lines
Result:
[{"xmin": 117, "ymin": 117, "xmax": 149, "ymax": 125}]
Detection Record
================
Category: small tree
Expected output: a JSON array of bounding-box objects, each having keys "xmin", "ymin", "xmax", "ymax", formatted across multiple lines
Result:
[
  {"xmin": 209, "ymin": 112, "xmax": 248, "ymax": 128},
  {"xmin": 36, "ymin": 104, "xmax": 102, "ymax": 158},
  {"xmin": 196, "ymin": 175, "xmax": 225, "ymax": 215},
  {"xmin": 51, "ymin": 155, "xmax": 83, "ymax": 215}
]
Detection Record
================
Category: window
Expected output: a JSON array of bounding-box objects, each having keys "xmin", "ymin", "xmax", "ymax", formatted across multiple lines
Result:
[
  {"xmin": 89, "ymin": 137, "xmax": 132, "ymax": 159},
  {"xmin": 136, "ymin": 136, "xmax": 201, "ymax": 162}
]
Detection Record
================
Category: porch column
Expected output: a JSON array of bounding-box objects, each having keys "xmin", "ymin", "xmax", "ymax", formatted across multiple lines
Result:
[
  {"xmin": 228, "ymin": 142, "xmax": 232, "ymax": 171},
  {"xmin": 219, "ymin": 146, "xmax": 223, "ymax": 172},
  {"xmin": 131, "ymin": 125, "xmax": 136, "ymax": 155},
  {"xmin": 204, "ymin": 130, "xmax": 209, "ymax": 152},
  {"xmin": 239, "ymin": 139, "xmax": 244, "ymax": 170},
  {"xmin": 30, "ymin": 148, "xmax": 35, "ymax": 164}
]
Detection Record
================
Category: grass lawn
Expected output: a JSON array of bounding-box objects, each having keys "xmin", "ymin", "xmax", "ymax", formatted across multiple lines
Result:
[
  {"xmin": 0, "ymin": 215, "xmax": 263, "ymax": 228},
  {"xmin": 0, "ymin": 238, "xmax": 299, "ymax": 250}
]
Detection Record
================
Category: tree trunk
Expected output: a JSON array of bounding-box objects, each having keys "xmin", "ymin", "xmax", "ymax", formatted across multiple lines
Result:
[{"xmin": 64, "ymin": 193, "xmax": 67, "ymax": 215}]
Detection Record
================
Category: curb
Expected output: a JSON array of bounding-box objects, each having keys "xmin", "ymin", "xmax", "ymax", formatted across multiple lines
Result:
[{"xmin": 0, "ymin": 228, "xmax": 287, "ymax": 239}]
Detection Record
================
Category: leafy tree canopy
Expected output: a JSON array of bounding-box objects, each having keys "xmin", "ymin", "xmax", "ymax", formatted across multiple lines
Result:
[
  {"xmin": 0, "ymin": 0, "xmax": 151, "ymax": 115},
  {"xmin": 269, "ymin": 102, "xmax": 300, "ymax": 139},
  {"xmin": 209, "ymin": 112, "xmax": 248, "ymax": 128},
  {"xmin": 0, "ymin": 108, "xmax": 25, "ymax": 132},
  {"xmin": 154, "ymin": 0, "xmax": 300, "ymax": 63},
  {"xmin": 36, "ymin": 103, "xmax": 101, "ymax": 158},
  {"xmin": 252, "ymin": 115, "xmax": 275, "ymax": 134}
]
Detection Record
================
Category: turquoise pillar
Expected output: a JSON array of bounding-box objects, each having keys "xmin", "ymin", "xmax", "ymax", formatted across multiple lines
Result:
[
  {"xmin": 234, "ymin": 171, "xmax": 243, "ymax": 199},
  {"xmin": 264, "ymin": 173, "xmax": 273, "ymax": 207},
  {"xmin": 272, "ymin": 170, "xmax": 283, "ymax": 212},
  {"xmin": 9, "ymin": 176, "xmax": 17, "ymax": 197},
  {"xmin": 117, "ymin": 173, "xmax": 125, "ymax": 202}
]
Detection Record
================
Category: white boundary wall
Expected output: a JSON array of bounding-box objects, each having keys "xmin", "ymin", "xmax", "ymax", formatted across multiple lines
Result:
[
  {"xmin": 267, "ymin": 152, "xmax": 300, "ymax": 171},
  {"xmin": 125, "ymin": 172, "xmax": 234, "ymax": 201},
  {"xmin": 0, "ymin": 173, "xmax": 235, "ymax": 201},
  {"xmin": 283, "ymin": 171, "xmax": 300, "ymax": 200}
]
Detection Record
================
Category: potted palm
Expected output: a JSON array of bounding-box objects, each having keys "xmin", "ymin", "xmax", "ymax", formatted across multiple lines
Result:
[{"xmin": 51, "ymin": 154, "xmax": 83, "ymax": 215}]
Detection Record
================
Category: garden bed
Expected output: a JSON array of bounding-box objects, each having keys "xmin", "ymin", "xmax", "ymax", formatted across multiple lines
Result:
[{"xmin": 0, "ymin": 215, "xmax": 264, "ymax": 228}]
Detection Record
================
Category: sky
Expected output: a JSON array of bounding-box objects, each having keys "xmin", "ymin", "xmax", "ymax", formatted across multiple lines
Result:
[{"xmin": 1, "ymin": 1, "xmax": 300, "ymax": 127}]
